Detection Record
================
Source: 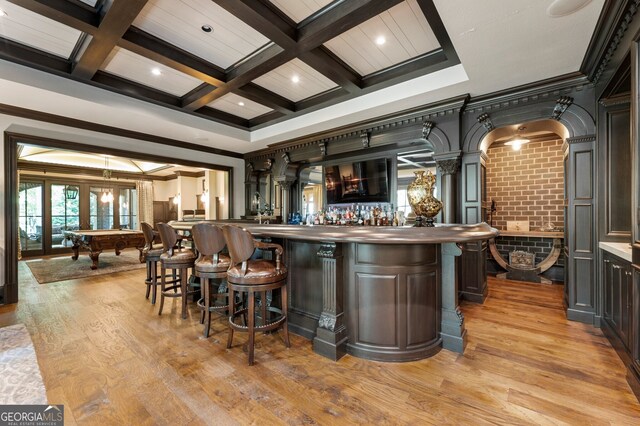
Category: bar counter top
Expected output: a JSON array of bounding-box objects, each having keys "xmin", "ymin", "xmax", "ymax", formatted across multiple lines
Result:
[{"xmin": 169, "ymin": 221, "xmax": 499, "ymax": 244}]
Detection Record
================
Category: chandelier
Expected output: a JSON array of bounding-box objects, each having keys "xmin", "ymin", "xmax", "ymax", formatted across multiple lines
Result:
[{"xmin": 101, "ymin": 156, "xmax": 114, "ymax": 203}]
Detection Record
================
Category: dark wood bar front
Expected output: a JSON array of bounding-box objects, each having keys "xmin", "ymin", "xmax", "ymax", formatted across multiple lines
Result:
[{"xmin": 171, "ymin": 221, "xmax": 498, "ymax": 362}]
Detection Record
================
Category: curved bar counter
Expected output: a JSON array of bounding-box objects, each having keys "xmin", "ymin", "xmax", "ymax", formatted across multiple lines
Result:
[{"xmin": 170, "ymin": 221, "xmax": 498, "ymax": 362}]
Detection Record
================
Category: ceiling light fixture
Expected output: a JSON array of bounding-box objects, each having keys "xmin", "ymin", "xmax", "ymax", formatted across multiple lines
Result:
[
  {"xmin": 151, "ymin": 67, "xmax": 161, "ymax": 76},
  {"xmin": 238, "ymin": 101, "xmax": 245, "ymax": 106},
  {"xmin": 375, "ymin": 35, "xmax": 386, "ymax": 45},
  {"xmin": 547, "ymin": 0, "xmax": 592, "ymax": 17},
  {"xmin": 504, "ymin": 127, "xmax": 530, "ymax": 151},
  {"xmin": 201, "ymin": 24, "xmax": 213, "ymax": 33},
  {"xmin": 291, "ymin": 75, "xmax": 300, "ymax": 83}
]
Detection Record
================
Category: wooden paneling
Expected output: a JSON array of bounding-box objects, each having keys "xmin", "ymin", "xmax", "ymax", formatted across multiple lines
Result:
[
  {"xmin": 269, "ymin": 0, "xmax": 333, "ymax": 23},
  {"xmin": 606, "ymin": 107, "xmax": 632, "ymax": 237},
  {"xmin": 207, "ymin": 93, "xmax": 273, "ymax": 120},
  {"xmin": 459, "ymin": 240, "xmax": 488, "ymax": 303},
  {"xmin": 355, "ymin": 273, "xmax": 399, "ymax": 347},
  {"xmin": 574, "ymin": 205, "xmax": 593, "ymax": 252},
  {"xmin": 574, "ymin": 150, "xmax": 593, "ymax": 199},
  {"xmin": 406, "ymin": 271, "xmax": 437, "ymax": 346}
]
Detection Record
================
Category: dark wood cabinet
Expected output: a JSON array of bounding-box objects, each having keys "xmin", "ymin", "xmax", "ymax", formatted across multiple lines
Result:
[{"xmin": 602, "ymin": 252, "xmax": 633, "ymax": 352}]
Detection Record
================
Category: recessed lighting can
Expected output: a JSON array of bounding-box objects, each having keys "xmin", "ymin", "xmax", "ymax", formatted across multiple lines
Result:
[
  {"xmin": 0, "ymin": 9, "xmax": 7, "ymax": 17},
  {"xmin": 201, "ymin": 24, "xmax": 213, "ymax": 33},
  {"xmin": 375, "ymin": 35, "xmax": 386, "ymax": 45},
  {"xmin": 291, "ymin": 75, "xmax": 300, "ymax": 83},
  {"xmin": 151, "ymin": 67, "xmax": 161, "ymax": 76},
  {"xmin": 238, "ymin": 101, "xmax": 245, "ymax": 106}
]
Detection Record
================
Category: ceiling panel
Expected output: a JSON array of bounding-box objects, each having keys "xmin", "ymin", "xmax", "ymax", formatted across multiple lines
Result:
[
  {"xmin": 252, "ymin": 58, "xmax": 338, "ymax": 102},
  {"xmin": 324, "ymin": 0, "xmax": 440, "ymax": 76},
  {"xmin": 133, "ymin": 0, "xmax": 270, "ymax": 69},
  {"xmin": 101, "ymin": 46, "xmax": 204, "ymax": 97},
  {"xmin": 268, "ymin": 0, "xmax": 334, "ymax": 23},
  {"xmin": 0, "ymin": 0, "xmax": 82, "ymax": 58},
  {"xmin": 207, "ymin": 93, "xmax": 273, "ymax": 120}
]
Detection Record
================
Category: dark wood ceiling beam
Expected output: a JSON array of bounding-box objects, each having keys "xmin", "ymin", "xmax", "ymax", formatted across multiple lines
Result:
[
  {"xmin": 182, "ymin": 46, "xmax": 290, "ymax": 110},
  {"xmin": 294, "ymin": 87, "xmax": 350, "ymax": 112},
  {"xmin": 297, "ymin": 0, "xmax": 404, "ymax": 49},
  {"xmin": 5, "ymin": 0, "xmax": 99, "ymax": 35},
  {"xmin": 118, "ymin": 27, "xmax": 226, "ymax": 86},
  {"xmin": 235, "ymin": 83, "xmax": 295, "ymax": 114},
  {"xmin": 415, "ymin": 0, "xmax": 459, "ymax": 62},
  {"xmin": 210, "ymin": 0, "xmax": 297, "ymax": 48},
  {"xmin": 92, "ymin": 70, "xmax": 181, "ymax": 107},
  {"xmin": 362, "ymin": 50, "xmax": 450, "ymax": 88},
  {"xmin": 248, "ymin": 110, "xmax": 288, "ymax": 127},
  {"xmin": 194, "ymin": 106, "xmax": 250, "ymax": 128},
  {"xmin": 298, "ymin": 47, "xmax": 361, "ymax": 93},
  {"xmin": 0, "ymin": 37, "xmax": 71, "ymax": 73},
  {"xmin": 71, "ymin": 0, "xmax": 148, "ymax": 79}
]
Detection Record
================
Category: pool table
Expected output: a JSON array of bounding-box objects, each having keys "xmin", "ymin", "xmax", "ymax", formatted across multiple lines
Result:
[{"xmin": 64, "ymin": 229, "xmax": 146, "ymax": 270}]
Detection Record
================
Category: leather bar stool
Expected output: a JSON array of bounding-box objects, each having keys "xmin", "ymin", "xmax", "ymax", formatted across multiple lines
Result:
[
  {"xmin": 141, "ymin": 222, "xmax": 166, "ymax": 304},
  {"xmin": 191, "ymin": 223, "xmax": 231, "ymax": 338},
  {"xmin": 157, "ymin": 223, "xmax": 198, "ymax": 319},
  {"xmin": 222, "ymin": 225, "xmax": 290, "ymax": 365}
]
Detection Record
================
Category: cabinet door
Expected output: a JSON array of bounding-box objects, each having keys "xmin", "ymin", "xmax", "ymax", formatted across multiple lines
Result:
[
  {"xmin": 604, "ymin": 256, "xmax": 614, "ymax": 321},
  {"xmin": 620, "ymin": 264, "xmax": 633, "ymax": 350},
  {"xmin": 611, "ymin": 261, "xmax": 623, "ymax": 333}
]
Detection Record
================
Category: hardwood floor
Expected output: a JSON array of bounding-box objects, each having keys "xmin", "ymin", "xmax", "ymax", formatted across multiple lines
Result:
[{"xmin": 1, "ymin": 264, "xmax": 639, "ymax": 425}]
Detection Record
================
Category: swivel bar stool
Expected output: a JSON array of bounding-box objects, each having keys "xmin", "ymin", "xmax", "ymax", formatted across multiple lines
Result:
[
  {"xmin": 222, "ymin": 225, "xmax": 290, "ymax": 365},
  {"xmin": 141, "ymin": 222, "xmax": 165, "ymax": 304},
  {"xmin": 191, "ymin": 223, "xmax": 231, "ymax": 338},
  {"xmin": 157, "ymin": 223, "xmax": 198, "ymax": 319}
]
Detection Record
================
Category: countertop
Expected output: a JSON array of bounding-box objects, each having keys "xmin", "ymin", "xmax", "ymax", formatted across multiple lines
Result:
[
  {"xmin": 169, "ymin": 221, "xmax": 499, "ymax": 245},
  {"xmin": 498, "ymin": 230, "xmax": 564, "ymax": 238},
  {"xmin": 599, "ymin": 241, "xmax": 633, "ymax": 262}
]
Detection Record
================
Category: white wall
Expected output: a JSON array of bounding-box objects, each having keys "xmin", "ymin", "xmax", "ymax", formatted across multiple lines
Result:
[
  {"xmin": 0, "ymin": 114, "xmax": 246, "ymax": 287},
  {"xmin": 153, "ymin": 179, "xmax": 178, "ymax": 202}
]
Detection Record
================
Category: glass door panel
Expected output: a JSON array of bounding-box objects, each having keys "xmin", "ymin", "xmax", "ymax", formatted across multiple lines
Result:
[
  {"xmin": 51, "ymin": 184, "xmax": 80, "ymax": 248},
  {"xmin": 19, "ymin": 182, "xmax": 43, "ymax": 253},
  {"xmin": 119, "ymin": 188, "xmax": 137, "ymax": 230},
  {"xmin": 90, "ymin": 187, "xmax": 114, "ymax": 230}
]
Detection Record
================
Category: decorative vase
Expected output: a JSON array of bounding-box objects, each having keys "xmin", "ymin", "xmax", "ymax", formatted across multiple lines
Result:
[{"xmin": 407, "ymin": 170, "xmax": 443, "ymax": 227}]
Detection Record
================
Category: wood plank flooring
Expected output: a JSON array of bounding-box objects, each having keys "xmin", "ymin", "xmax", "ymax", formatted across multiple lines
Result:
[{"xmin": 1, "ymin": 262, "xmax": 639, "ymax": 425}]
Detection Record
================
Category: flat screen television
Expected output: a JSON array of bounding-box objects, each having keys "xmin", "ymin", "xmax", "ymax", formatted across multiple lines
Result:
[{"xmin": 325, "ymin": 158, "xmax": 390, "ymax": 204}]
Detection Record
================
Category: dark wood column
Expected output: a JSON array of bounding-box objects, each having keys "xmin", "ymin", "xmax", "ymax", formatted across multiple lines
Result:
[
  {"xmin": 313, "ymin": 242, "xmax": 347, "ymax": 360},
  {"xmin": 434, "ymin": 152, "xmax": 461, "ymax": 224}
]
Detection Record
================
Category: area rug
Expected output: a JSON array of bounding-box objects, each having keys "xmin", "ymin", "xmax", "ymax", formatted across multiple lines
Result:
[
  {"xmin": 24, "ymin": 250, "xmax": 145, "ymax": 284},
  {"xmin": 0, "ymin": 324, "xmax": 47, "ymax": 404}
]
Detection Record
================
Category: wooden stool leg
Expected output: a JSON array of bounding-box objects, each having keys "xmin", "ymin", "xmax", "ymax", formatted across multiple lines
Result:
[
  {"xmin": 248, "ymin": 290, "xmax": 256, "ymax": 366},
  {"xmin": 281, "ymin": 283, "xmax": 290, "ymax": 348},
  {"xmin": 203, "ymin": 277, "xmax": 211, "ymax": 338},
  {"xmin": 180, "ymin": 267, "xmax": 188, "ymax": 319},
  {"xmin": 158, "ymin": 264, "xmax": 166, "ymax": 315},
  {"xmin": 151, "ymin": 260, "xmax": 158, "ymax": 305},
  {"xmin": 145, "ymin": 261, "xmax": 151, "ymax": 299},
  {"xmin": 200, "ymin": 276, "xmax": 206, "ymax": 325},
  {"xmin": 173, "ymin": 270, "xmax": 178, "ymax": 292},
  {"xmin": 261, "ymin": 291, "xmax": 267, "ymax": 328},
  {"xmin": 226, "ymin": 287, "xmax": 235, "ymax": 349}
]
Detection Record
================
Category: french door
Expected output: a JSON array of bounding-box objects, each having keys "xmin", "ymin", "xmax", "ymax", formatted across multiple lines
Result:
[{"xmin": 19, "ymin": 178, "xmax": 136, "ymax": 257}]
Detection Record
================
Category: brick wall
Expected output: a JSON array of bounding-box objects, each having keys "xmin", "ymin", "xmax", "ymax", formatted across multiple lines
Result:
[{"xmin": 486, "ymin": 139, "xmax": 564, "ymax": 231}]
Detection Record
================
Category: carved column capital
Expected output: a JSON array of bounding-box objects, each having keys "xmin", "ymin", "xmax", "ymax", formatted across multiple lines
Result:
[{"xmin": 436, "ymin": 158, "xmax": 460, "ymax": 175}]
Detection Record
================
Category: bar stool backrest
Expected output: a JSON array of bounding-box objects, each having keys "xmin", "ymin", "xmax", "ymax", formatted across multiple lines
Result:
[
  {"xmin": 141, "ymin": 222, "xmax": 155, "ymax": 248},
  {"xmin": 157, "ymin": 223, "xmax": 178, "ymax": 255},
  {"xmin": 222, "ymin": 225, "xmax": 255, "ymax": 265},
  {"xmin": 192, "ymin": 223, "xmax": 226, "ymax": 259}
]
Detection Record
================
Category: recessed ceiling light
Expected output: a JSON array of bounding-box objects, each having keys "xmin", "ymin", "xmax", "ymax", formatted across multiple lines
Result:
[
  {"xmin": 238, "ymin": 101, "xmax": 245, "ymax": 106},
  {"xmin": 375, "ymin": 36, "xmax": 386, "ymax": 45},
  {"xmin": 0, "ymin": 9, "xmax": 7, "ymax": 17},
  {"xmin": 291, "ymin": 75, "xmax": 300, "ymax": 83},
  {"xmin": 201, "ymin": 24, "xmax": 213, "ymax": 33},
  {"xmin": 151, "ymin": 67, "xmax": 161, "ymax": 76}
]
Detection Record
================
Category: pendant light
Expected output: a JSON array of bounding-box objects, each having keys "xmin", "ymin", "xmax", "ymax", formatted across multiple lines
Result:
[{"xmin": 504, "ymin": 127, "xmax": 530, "ymax": 151}]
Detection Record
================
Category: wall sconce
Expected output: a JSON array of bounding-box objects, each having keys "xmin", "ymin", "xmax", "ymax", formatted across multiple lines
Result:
[
  {"xmin": 173, "ymin": 193, "xmax": 181, "ymax": 205},
  {"xmin": 201, "ymin": 189, "xmax": 209, "ymax": 203},
  {"xmin": 219, "ymin": 195, "xmax": 224, "ymax": 203}
]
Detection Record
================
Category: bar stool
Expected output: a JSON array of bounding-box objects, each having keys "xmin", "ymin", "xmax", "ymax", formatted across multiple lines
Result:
[
  {"xmin": 222, "ymin": 225, "xmax": 290, "ymax": 365},
  {"xmin": 191, "ymin": 223, "xmax": 231, "ymax": 338},
  {"xmin": 157, "ymin": 223, "xmax": 198, "ymax": 319},
  {"xmin": 141, "ymin": 222, "xmax": 165, "ymax": 304}
]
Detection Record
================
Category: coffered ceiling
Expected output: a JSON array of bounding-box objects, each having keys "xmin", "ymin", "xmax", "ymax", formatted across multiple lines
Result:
[
  {"xmin": 0, "ymin": 0, "xmax": 610, "ymax": 154},
  {"xmin": 0, "ymin": 0, "xmax": 458, "ymax": 130}
]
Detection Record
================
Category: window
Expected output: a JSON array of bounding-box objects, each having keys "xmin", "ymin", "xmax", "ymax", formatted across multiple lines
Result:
[
  {"xmin": 90, "ymin": 186, "xmax": 114, "ymax": 230},
  {"xmin": 19, "ymin": 182, "xmax": 43, "ymax": 252},
  {"xmin": 119, "ymin": 188, "xmax": 138, "ymax": 230},
  {"xmin": 51, "ymin": 184, "xmax": 80, "ymax": 248}
]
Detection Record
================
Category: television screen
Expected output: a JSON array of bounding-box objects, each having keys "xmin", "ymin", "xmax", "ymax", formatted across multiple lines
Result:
[{"xmin": 325, "ymin": 159, "xmax": 389, "ymax": 204}]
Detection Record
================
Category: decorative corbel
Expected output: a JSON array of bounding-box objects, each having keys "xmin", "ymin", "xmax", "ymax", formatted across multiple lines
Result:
[
  {"xmin": 282, "ymin": 152, "xmax": 290, "ymax": 164},
  {"xmin": 551, "ymin": 96, "xmax": 573, "ymax": 121},
  {"xmin": 360, "ymin": 131, "xmax": 370, "ymax": 148},
  {"xmin": 264, "ymin": 158, "xmax": 274, "ymax": 171},
  {"xmin": 477, "ymin": 113, "xmax": 494, "ymax": 131},
  {"xmin": 422, "ymin": 121, "xmax": 434, "ymax": 140},
  {"xmin": 319, "ymin": 141, "xmax": 327, "ymax": 157}
]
